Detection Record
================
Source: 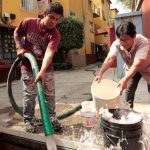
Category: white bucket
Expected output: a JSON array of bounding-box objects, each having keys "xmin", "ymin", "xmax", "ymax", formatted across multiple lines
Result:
[
  {"xmin": 81, "ymin": 101, "xmax": 95, "ymax": 111},
  {"xmin": 80, "ymin": 101, "xmax": 97, "ymax": 127},
  {"xmin": 91, "ymin": 79, "xmax": 120, "ymax": 110}
]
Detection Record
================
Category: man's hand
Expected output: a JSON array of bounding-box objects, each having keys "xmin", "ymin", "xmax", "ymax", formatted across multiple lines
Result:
[
  {"xmin": 17, "ymin": 48, "xmax": 26, "ymax": 59},
  {"xmin": 35, "ymin": 71, "xmax": 45, "ymax": 85}
]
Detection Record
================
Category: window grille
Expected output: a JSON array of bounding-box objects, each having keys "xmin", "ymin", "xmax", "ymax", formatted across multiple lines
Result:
[{"xmin": 21, "ymin": 0, "xmax": 36, "ymax": 13}]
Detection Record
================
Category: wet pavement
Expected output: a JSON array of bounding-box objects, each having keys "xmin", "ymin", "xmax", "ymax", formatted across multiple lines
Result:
[
  {"xmin": 0, "ymin": 63, "xmax": 150, "ymax": 123},
  {"xmin": 0, "ymin": 63, "xmax": 150, "ymax": 149}
]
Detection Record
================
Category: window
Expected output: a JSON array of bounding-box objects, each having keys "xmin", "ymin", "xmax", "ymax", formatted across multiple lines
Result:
[
  {"xmin": 0, "ymin": 31, "xmax": 16, "ymax": 64},
  {"xmin": 70, "ymin": 11, "xmax": 76, "ymax": 17},
  {"xmin": 88, "ymin": 0, "xmax": 92, "ymax": 11},
  {"xmin": 94, "ymin": 8, "xmax": 100, "ymax": 16},
  {"xmin": 101, "ymin": 0, "xmax": 104, "ymax": 4},
  {"xmin": 89, "ymin": 22, "xmax": 94, "ymax": 33},
  {"xmin": 21, "ymin": 0, "xmax": 36, "ymax": 13},
  {"xmin": 102, "ymin": 10, "xmax": 106, "ymax": 20},
  {"xmin": 91, "ymin": 42, "xmax": 95, "ymax": 54}
]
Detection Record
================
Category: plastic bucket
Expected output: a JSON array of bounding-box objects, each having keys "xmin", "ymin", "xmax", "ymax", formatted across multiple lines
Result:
[
  {"xmin": 80, "ymin": 101, "xmax": 97, "ymax": 127},
  {"xmin": 81, "ymin": 101, "xmax": 95, "ymax": 110},
  {"xmin": 91, "ymin": 79, "xmax": 120, "ymax": 110},
  {"xmin": 101, "ymin": 109, "xmax": 143, "ymax": 150}
]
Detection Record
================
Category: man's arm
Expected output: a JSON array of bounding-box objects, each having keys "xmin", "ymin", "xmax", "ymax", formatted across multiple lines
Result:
[
  {"xmin": 35, "ymin": 47, "xmax": 55, "ymax": 84},
  {"xmin": 14, "ymin": 28, "xmax": 26, "ymax": 58},
  {"xmin": 117, "ymin": 58, "xmax": 144, "ymax": 94},
  {"xmin": 95, "ymin": 55, "xmax": 117, "ymax": 82},
  {"xmin": 14, "ymin": 28, "xmax": 22, "ymax": 49}
]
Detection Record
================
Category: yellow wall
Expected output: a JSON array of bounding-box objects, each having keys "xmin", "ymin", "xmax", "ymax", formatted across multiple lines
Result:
[
  {"xmin": 53, "ymin": 0, "xmax": 95, "ymax": 56},
  {"xmin": 4, "ymin": 0, "xmax": 110, "ymax": 55},
  {"xmin": 110, "ymin": 8, "xmax": 119, "ymax": 20},
  {"xmin": 83, "ymin": 0, "xmax": 95, "ymax": 54},
  {"xmin": 2, "ymin": 0, "xmax": 37, "ymax": 27},
  {"xmin": 53, "ymin": 0, "xmax": 70, "ymax": 16},
  {"xmin": 55, "ymin": 0, "xmax": 111, "ymax": 60},
  {"xmin": 54, "ymin": 0, "xmax": 83, "ymax": 20},
  {"xmin": 2, "ymin": 0, "xmax": 112, "ymax": 66},
  {"xmin": 93, "ymin": 0, "xmax": 111, "ymax": 46},
  {"xmin": 110, "ymin": 9, "xmax": 118, "ymax": 27}
]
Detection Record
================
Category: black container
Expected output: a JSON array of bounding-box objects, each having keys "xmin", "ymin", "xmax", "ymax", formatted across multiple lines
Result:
[{"xmin": 101, "ymin": 109, "xmax": 143, "ymax": 150}]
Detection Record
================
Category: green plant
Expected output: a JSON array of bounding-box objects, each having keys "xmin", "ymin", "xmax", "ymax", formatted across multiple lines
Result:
[{"xmin": 57, "ymin": 16, "xmax": 84, "ymax": 54}]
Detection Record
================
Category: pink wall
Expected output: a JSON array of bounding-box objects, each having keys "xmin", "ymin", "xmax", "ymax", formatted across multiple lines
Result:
[
  {"xmin": 108, "ymin": 27, "xmax": 115, "ymax": 48},
  {"xmin": 142, "ymin": 0, "xmax": 150, "ymax": 38}
]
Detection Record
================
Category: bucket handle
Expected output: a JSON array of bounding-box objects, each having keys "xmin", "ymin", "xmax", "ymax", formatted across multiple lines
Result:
[
  {"xmin": 102, "ymin": 123, "xmax": 128, "ymax": 142},
  {"xmin": 103, "ymin": 128, "xmax": 128, "ymax": 146},
  {"xmin": 103, "ymin": 129, "xmax": 117, "ymax": 146}
]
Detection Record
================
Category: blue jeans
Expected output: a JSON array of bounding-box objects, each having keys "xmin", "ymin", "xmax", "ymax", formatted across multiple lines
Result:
[
  {"xmin": 21, "ymin": 70, "xmax": 55, "ymax": 122},
  {"xmin": 125, "ymin": 72, "xmax": 150, "ymax": 108}
]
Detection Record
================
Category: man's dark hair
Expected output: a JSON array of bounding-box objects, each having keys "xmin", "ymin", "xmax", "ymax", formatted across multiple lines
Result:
[
  {"xmin": 45, "ymin": 2, "xmax": 63, "ymax": 16},
  {"xmin": 116, "ymin": 21, "xmax": 136, "ymax": 38}
]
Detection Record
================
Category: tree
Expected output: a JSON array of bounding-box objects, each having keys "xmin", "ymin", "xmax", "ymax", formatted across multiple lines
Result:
[
  {"xmin": 117, "ymin": 0, "xmax": 136, "ymax": 11},
  {"xmin": 54, "ymin": 17, "xmax": 84, "ymax": 69},
  {"xmin": 57, "ymin": 16, "xmax": 84, "ymax": 54}
]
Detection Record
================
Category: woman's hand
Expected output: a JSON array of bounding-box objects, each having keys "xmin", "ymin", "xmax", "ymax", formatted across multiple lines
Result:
[
  {"xmin": 94, "ymin": 75, "xmax": 102, "ymax": 83},
  {"xmin": 117, "ymin": 79, "xmax": 128, "ymax": 95}
]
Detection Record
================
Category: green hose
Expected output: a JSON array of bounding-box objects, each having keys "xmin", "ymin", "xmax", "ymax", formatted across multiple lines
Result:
[
  {"xmin": 7, "ymin": 58, "xmax": 22, "ymax": 116},
  {"xmin": 7, "ymin": 53, "xmax": 92, "ymax": 124},
  {"xmin": 24, "ymin": 53, "xmax": 53, "ymax": 136},
  {"xmin": 57, "ymin": 96, "xmax": 92, "ymax": 120},
  {"xmin": 7, "ymin": 53, "xmax": 53, "ymax": 136},
  {"xmin": 57, "ymin": 104, "xmax": 82, "ymax": 120}
]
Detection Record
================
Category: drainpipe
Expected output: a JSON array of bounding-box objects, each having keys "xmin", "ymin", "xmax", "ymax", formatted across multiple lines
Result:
[
  {"xmin": 0, "ymin": 0, "xmax": 7, "ymax": 24},
  {"xmin": 135, "ymin": 0, "xmax": 143, "ymax": 11},
  {"xmin": 0, "ymin": 0, "xmax": 2, "ymax": 23},
  {"xmin": 81, "ymin": 0, "xmax": 87, "ymax": 65}
]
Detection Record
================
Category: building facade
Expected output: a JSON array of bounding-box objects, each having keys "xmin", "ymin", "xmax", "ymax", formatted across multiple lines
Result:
[{"xmin": 0, "ymin": 0, "xmax": 118, "ymax": 82}]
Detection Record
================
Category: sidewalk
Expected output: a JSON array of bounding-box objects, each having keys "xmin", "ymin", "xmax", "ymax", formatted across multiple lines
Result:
[
  {"xmin": 0, "ymin": 63, "xmax": 149, "ymax": 150},
  {"xmin": 0, "ymin": 63, "xmax": 150, "ymax": 127}
]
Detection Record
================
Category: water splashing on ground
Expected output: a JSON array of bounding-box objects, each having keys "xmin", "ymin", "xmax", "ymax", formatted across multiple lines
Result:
[
  {"xmin": 45, "ymin": 101, "xmax": 150, "ymax": 150},
  {"xmin": 45, "ymin": 135, "xmax": 57, "ymax": 150},
  {"xmin": 76, "ymin": 126, "xmax": 104, "ymax": 150},
  {"xmin": 74, "ymin": 101, "xmax": 150, "ymax": 150}
]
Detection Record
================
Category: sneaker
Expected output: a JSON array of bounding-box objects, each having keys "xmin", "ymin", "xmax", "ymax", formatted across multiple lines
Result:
[
  {"xmin": 34, "ymin": 118, "xmax": 42, "ymax": 127},
  {"xmin": 50, "ymin": 117, "xmax": 63, "ymax": 132},
  {"xmin": 25, "ymin": 120, "xmax": 35, "ymax": 133}
]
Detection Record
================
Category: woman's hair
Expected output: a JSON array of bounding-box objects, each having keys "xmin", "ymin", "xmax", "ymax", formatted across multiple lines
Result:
[
  {"xmin": 45, "ymin": 2, "xmax": 64, "ymax": 16},
  {"xmin": 116, "ymin": 21, "xmax": 136, "ymax": 38}
]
